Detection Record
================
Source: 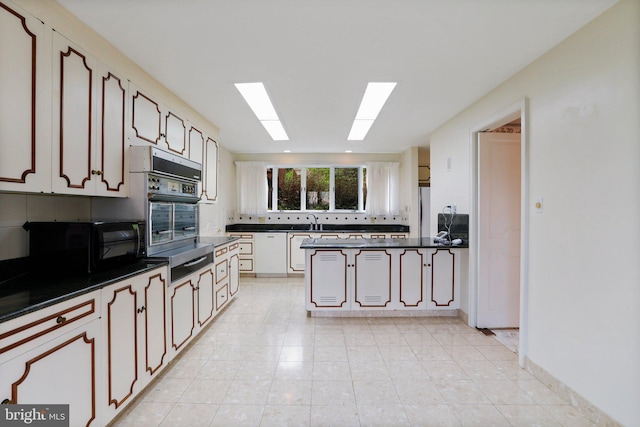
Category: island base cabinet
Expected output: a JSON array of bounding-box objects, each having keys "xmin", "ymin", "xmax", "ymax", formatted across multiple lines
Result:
[
  {"xmin": 0, "ymin": 322, "xmax": 100, "ymax": 427},
  {"xmin": 305, "ymin": 247, "xmax": 462, "ymax": 313},
  {"xmin": 353, "ymin": 251, "xmax": 393, "ymax": 309},
  {"xmin": 428, "ymin": 249, "xmax": 461, "ymax": 310},
  {"xmin": 306, "ymin": 250, "xmax": 349, "ymax": 310}
]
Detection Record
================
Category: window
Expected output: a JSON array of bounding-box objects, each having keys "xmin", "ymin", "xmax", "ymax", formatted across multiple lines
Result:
[
  {"xmin": 268, "ymin": 165, "xmax": 366, "ymax": 212},
  {"xmin": 306, "ymin": 168, "xmax": 330, "ymax": 210},
  {"xmin": 277, "ymin": 167, "xmax": 301, "ymax": 211}
]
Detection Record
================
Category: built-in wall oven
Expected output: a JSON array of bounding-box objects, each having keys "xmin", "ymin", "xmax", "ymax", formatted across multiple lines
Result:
[{"xmin": 93, "ymin": 146, "xmax": 213, "ymax": 282}]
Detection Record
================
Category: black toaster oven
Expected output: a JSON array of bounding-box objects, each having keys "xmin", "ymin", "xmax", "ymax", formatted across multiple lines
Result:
[{"xmin": 26, "ymin": 221, "xmax": 146, "ymax": 273}]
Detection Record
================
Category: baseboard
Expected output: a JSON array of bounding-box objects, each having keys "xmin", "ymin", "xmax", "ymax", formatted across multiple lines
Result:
[
  {"xmin": 309, "ymin": 309, "xmax": 458, "ymax": 318},
  {"xmin": 524, "ymin": 357, "xmax": 622, "ymax": 427},
  {"xmin": 457, "ymin": 308, "xmax": 469, "ymax": 324}
]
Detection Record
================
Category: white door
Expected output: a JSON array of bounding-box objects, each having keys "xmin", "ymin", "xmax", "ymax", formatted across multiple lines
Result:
[{"xmin": 478, "ymin": 132, "xmax": 521, "ymax": 328}]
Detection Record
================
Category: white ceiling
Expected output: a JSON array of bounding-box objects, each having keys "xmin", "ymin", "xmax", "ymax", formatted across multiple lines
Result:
[{"xmin": 57, "ymin": 0, "xmax": 617, "ymax": 154}]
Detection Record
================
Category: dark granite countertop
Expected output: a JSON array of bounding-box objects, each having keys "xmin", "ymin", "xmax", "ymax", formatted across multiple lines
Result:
[
  {"xmin": 226, "ymin": 223, "xmax": 410, "ymax": 233},
  {"xmin": 299, "ymin": 237, "xmax": 468, "ymax": 250},
  {"xmin": 0, "ymin": 259, "xmax": 168, "ymax": 323}
]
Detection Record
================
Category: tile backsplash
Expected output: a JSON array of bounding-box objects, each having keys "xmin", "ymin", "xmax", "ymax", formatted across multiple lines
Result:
[
  {"xmin": 233, "ymin": 212, "xmax": 409, "ymax": 226},
  {"xmin": 0, "ymin": 193, "xmax": 91, "ymax": 261}
]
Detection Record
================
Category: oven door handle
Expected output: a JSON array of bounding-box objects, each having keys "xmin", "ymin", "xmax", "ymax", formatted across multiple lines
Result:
[
  {"xmin": 156, "ymin": 230, "xmax": 172, "ymax": 235},
  {"xmin": 182, "ymin": 226, "xmax": 196, "ymax": 231},
  {"xmin": 183, "ymin": 256, "xmax": 208, "ymax": 267}
]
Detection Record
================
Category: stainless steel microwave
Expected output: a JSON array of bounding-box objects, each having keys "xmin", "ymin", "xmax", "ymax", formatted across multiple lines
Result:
[{"xmin": 26, "ymin": 221, "xmax": 146, "ymax": 273}]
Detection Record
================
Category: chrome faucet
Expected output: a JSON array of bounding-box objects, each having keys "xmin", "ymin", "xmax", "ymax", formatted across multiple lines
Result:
[{"xmin": 306, "ymin": 214, "xmax": 318, "ymax": 230}]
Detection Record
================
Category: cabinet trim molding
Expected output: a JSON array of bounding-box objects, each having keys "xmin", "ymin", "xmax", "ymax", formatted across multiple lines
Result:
[
  {"xmin": 0, "ymin": 299, "xmax": 96, "ymax": 355},
  {"xmin": 58, "ymin": 45, "xmax": 93, "ymax": 189},
  {"xmin": 11, "ymin": 332, "xmax": 96, "ymax": 426},
  {"xmin": 145, "ymin": 273, "xmax": 167, "ymax": 374},
  {"xmin": 309, "ymin": 250, "xmax": 348, "ymax": 308},
  {"xmin": 399, "ymin": 249, "xmax": 425, "ymax": 307},
  {"xmin": 101, "ymin": 72, "xmax": 126, "ymax": 192},
  {"xmin": 169, "ymin": 279, "xmax": 195, "ymax": 352},
  {"xmin": 106, "ymin": 285, "xmax": 138, "ymax": 409},
  {"xmin": 0, "ymin": 3, "xmax": 37, "ymax": 184},
  {"xmin": 131, "ymin": 90, "xmax": 161, "ymax": 145},
  {"xmin": 431, "ymin": 249, "xmax": 455, "ymax": 307},
  {"xmin": 353, "ymin": 250, "xmax": 392, "ymax": 308}
]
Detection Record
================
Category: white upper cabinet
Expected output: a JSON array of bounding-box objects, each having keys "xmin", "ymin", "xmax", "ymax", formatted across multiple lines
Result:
[
  {"xmin": 51, "ymin": 32, "xmax": 128, "ymax": 197},
  {"xmin": 189, "ymin": 125, "xmax": 218, "ymax": 203},
  {"xmin": 129, "ymin": 83, "xmax": 188, "ymax": 157},
  {"xmin": 95, "ymin": 63, "xmax": 128, "ymax": 196},
  {"xmin": 0, "ymin": 2, "xmax": 52, "ymax": 193},
  {"xmin": 130, "ymin": 84, "xmax": 162, "ymax": 146}
]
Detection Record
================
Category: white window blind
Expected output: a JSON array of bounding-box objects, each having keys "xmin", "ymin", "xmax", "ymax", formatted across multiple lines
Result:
[
  {"xmin": 365, "ymin": 162, "xmax": 400, "ymax": 215},
  {"xmin": 235, "ymin": 161, "xmax": 268, "ymax": 214}
]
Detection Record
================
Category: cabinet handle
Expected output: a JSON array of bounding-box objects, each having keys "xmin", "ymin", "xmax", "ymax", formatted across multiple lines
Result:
[
  {"xmin": 2, "ymin": 399, "xmax": 16, "ymax": 404},
  {"xmin": 56, "ymin": 316, "xmax": 67, "ymax": 324},
  {"xmin": 137, "ymin": 306, "xmax": 146, "ymax": 314},
  {"xmin": 184, "ymin": 256, "xmax": 207, "ymax": 267},
  {"xmin": 91, "ymin": 170, "xmax": 103, "ymax": 176}
]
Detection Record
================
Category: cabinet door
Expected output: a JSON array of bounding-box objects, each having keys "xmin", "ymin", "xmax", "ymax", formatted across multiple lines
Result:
[
  {"xmin": 95, "ymin": 64, "xmax": 127, "ymax": 196},
  {"xmin": 428, "ymin": 249, "xmax": 459, "ymax": 309},
  {"xmin": 51, "ymin": 32, "xmax": 97, "ymax": 195},
  {"xmin": 229, "ymin": 251, "xmax": 240, "ymax": 297},
  {"xmin": 200, "ymin": 136, "xmax": 218, "ymax": 202},
  {"xmin": 130, "ymin": 84, "xmax": 162, "ymax": 146},
  {"xmin": 196, "ymin": 268, "xmax": 215, "ymax": 327},
  {"xmin": 188, "ymin": 126, "xmax": 205, "ymax": 197},
  {"xmin": 0, "ymin": 2, "xmax": 52, "ymax": 193},
  {"xmin": 306, "ymin": 250, "xmax": 349, "ymax": 309},
  {"xmin": 103, "ymin": 283, "xmax": 140, "ymax": 413},
  {"xmin": 168, "ymin": 278, "xmax": 196, "ymax": 355},
  {"xmin": 288, "ymin": 233, "xmax": 313, "ymax": 273},
  {"xmin": 164, "ymin": 111, "xmax": 187, "ymax": 155},
  {"xmin": 398, "ymin": 249, "xmax": 426, "ymax": 308},
  {"xmin": 0, "ymin": 323, "xmax": 99, "ymax": 427},
  {"xmin": 142, "ymin": 272, "xmax": 168, "ymax": 376},
  {"xmin": 353, "ymin": 250, "xmax": 392, "ymax": 308}
]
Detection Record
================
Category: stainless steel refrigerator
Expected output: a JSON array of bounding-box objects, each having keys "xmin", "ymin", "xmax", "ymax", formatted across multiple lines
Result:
[{"xmin": 418, "ymin": 186, "xmax": 431, "ymax": 238}]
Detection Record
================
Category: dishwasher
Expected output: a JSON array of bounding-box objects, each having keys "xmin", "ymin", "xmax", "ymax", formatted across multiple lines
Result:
[{"xmin": 254, "ymin": 233, "xmax": 287, "ymax": 276}]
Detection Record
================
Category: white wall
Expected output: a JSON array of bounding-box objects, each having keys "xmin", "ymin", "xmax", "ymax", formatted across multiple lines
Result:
[{"xmin": 430, "ymin": 1, "xmax": 640, "ymax": 425}]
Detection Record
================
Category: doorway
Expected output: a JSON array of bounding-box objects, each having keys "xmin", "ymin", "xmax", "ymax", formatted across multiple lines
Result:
[{"xmin": 469, "ymin": 99, "xmax": 528, "ymax": 367}]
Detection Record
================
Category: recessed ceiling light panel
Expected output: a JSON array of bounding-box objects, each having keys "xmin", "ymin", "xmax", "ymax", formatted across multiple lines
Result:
[
  {"xmin": 235, "ymin": 82, "xmax": 289, "ymax": 140},
  {"xmin": 348, "ymin": 82, "xmax": 396, "ymax": 140}
]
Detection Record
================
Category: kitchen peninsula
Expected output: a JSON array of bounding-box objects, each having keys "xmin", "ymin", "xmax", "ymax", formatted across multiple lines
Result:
[{"xmin": 300, "ymin": 237, "xmax": 468, "ymax": 316}]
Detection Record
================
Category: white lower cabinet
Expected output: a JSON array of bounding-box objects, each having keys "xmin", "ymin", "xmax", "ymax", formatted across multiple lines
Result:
[
  {"xmin": 306, "ymin": 247, "xmax": 461, "ymax": 312},
  {"xmin": 427, "ymin": 248, "xmax": 461, "ymax": 310},
  {"xmin": 214, "ymin": 242, "xmax": 240, "ymax": 311},
  {"xmin": 168, "ymin": 264, "xmax": 215, "ymax": 359},
  {"xmin": 254, "ymin": 233, "xmax": 287, "ymax": 275},
  {"xmin": 228, "ymin": 233, "xmax": 254, "ymax": 274},
  {"xmin": 101, "ymin": 267, "xmax": 168, "ymax": 424},
  {"xmin": 0, "ymin": 290, "xmax": 101, "ymax": 427}
]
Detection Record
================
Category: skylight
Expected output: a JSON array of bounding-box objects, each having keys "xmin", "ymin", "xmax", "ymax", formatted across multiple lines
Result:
[
  {"xmin": 235, "ymin": 82, "xmax": 289, "ymax": 140},
  {"xmin": 347, "ymin": 82, "xmax": 397, "ymax": 140}
]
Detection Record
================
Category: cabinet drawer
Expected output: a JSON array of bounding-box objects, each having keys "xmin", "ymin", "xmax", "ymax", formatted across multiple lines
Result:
[
  {"xmin": 215, "ymin": 284, "xmax": 229, "ymax": 311},
  {"xmin": 238, "ymin": 258, "xmax": 254, "ymax": 272},
  {"xmin": 216, "ymin": 259, "xmax": 228, "ymax": 283},
  {"xmin": 215, "ymin": 246, "xmax": 228, "ymax": 257},
  {"xmin": 0, "ymin": 290, "xmax": 100, "ymax": 361},
  {"xmin": 238, "ymin": 242, "xmax": 253, "ymax": 256},
  {"xmin": 229, "ymin": 242, "xmax": 239, "ymax": 251}
]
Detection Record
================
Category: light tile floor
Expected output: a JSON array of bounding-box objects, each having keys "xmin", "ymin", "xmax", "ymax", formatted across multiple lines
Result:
[{"xmin": 113, "ymin": 277, "xmax": 595, "ymax": 427}]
